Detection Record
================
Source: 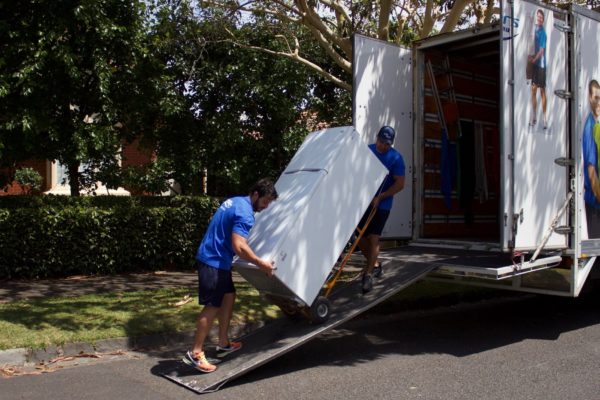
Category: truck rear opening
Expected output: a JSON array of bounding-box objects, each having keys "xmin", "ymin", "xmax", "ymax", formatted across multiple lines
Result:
[{"xmin": 417, "ymin": 28, "xmax": 501, "ymax": 243}]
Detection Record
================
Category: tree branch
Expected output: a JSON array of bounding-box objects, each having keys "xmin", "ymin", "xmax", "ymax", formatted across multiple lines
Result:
[
  {"xmin": 295, "ymin": 0, "xmax": 352, "ymax": 58},
  {"xmin": 440, "ymin": 0, "xmax": 476, "ymax": 33},
  {"xmin": 420, "ymin": 0, "xmax": 436, "ymax": 37},
  {"xmin": 378, "ymin": 0, "xmax": 393, "ymax": 41},
  {"xmin": 223, "ymin": 30, "xmax": 350, "ymax": 91}
]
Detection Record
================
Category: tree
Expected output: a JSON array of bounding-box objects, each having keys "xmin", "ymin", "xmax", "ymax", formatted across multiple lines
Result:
[
  {"xmin": 0, "ymin": 0, "xmax": 167, "ymax": 195},
  {"xmin": 197, "ymin": 1, "xmax": 600, "ymax": 91},
  {"xmin": 139, "ymin": 1, "xmax": 350, "ymax": 196},
  {"xmin": 197, "ymin": 1, "xmax": 500, "ymax": 91}
]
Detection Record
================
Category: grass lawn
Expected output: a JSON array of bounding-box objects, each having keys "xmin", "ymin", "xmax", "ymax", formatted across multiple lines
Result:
[
  {"xmin": 0, "ymin": 283, "xmax": 279, "ymax": 351},
  {"xmin": 0, "ymin": 279, "xmax": 505, "ymax": 351}
]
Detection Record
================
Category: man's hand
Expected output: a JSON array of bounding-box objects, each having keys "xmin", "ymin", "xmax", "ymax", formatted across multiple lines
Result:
[
  {"xmin": 371, "ymin": 195, "xmax": 381, "ymax": 208},
  {"xmin": 232, "ymin": 232, "xmax": 275, "ymax": 277},
  {"xmin": 256, "ymin": 259, "xmax": 276, "ymax": 277}
]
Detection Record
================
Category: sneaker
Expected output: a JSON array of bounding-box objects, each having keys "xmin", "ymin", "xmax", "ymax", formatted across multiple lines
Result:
[
  {"xmin": 361, "ymin": 274, "xmax": 373, "ymax": 293},
  {"xmin": 373, "ymin": 262, "xmax": 384, "ymax": 278},
  {"xmin": 182, "ymin": 350, "xmax": 217, "ymax": 373},
  {"xmin": 216, "ymin": 341, "xmax": 242, "ymax": 358}
]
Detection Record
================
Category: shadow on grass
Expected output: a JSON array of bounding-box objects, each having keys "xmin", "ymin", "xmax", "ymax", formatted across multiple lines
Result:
[{"xmin": 0, "ymin": 282, "xmax": 277, "ymax": 350}]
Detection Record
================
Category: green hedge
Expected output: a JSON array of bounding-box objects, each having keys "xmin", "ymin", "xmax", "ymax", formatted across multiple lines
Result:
[{"xmin": 0, "ymin": 196, "xmax": 220, "ymax": 279}]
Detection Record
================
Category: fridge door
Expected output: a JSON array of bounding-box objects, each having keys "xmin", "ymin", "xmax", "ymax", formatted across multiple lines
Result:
[{"xmin": 235, "ymin": 126, "xmax": 388, "ymax": 306}]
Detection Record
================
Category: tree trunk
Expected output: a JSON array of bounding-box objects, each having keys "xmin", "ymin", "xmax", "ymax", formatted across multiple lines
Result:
[{"xmin": 68, "ymin": 162, "xmax": 81, "ymax": 196}]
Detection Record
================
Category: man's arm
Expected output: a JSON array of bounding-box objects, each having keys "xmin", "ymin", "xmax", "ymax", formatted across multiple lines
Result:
[
  {"xmin": 587, "ymin": 164, "xmax": 600, "ymax": 202},
  {"xmin": 373, "ymin": 175, "xmax": 405, "ymax": 208},
  {"xmin": 232, "ymin": 232, "xmax": 275, "ymax": 277},
  {"xmin": 533, "ymin": 46, "xmax": 545, "ymax": 63}
]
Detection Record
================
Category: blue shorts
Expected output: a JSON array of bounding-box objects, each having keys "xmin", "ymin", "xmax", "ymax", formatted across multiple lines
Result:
[
  {"xmin": 197, "ymin": 261, "xmax": 235, "ymax": 307},
  {"xmin": 357, "ymin": 206, "xmax": 391, "ymax": 236}
]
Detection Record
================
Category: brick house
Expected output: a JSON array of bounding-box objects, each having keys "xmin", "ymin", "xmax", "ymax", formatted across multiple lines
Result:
[{"xmin": 0, "ymin": 138, "xmax": 154, "ymax": 196}]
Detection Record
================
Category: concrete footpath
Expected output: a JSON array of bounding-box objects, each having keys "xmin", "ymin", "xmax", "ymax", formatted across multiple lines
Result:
[
  {"xmin": 0, "ymin": 270, "xmax": 257, "ymax": 371},
  {"xmin": 0, "ymin": 270, "xmax": 198, "ymax": 302}
]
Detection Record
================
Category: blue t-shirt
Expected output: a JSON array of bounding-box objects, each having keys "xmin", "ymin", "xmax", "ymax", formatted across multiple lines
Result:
[
  {"xmin": 582, "ymin": 112, "xmax": 600, "ymax": 208},
  {"xmin": 534, "ymin": 25, "xmax": 547, "ymax": 68},
  {"xmin": 368, "ymin": 143, "xmax": 406, "ymax": 211},
  {"xmin": 196, "ymin": 196, "xmax": 254, "ymax": 270}
]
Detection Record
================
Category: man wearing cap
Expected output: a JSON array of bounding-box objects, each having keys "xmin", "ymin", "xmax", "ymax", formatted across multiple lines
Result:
[{"xmin": 357, "ymin": 126, "xmax": 406, "ymax": 293}]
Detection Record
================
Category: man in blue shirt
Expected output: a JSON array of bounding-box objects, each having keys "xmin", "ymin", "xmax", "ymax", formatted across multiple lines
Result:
[
  {"xmin": 582, "ymin": 79, "xmax": 600, "ymax": 237},
  {"xmin": 184, "ymin": 178, "xmax": 278, "ymax": 373},
  {"xmin": 357, "ymin": 126, "xmax": 406, "ymax": 293},
  {"xmin": 529, "ymin": 8, "xmax": 548, "ymax": 130}
]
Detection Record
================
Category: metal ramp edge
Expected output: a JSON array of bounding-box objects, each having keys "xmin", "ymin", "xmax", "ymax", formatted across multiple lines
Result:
[{"xmin": 158, "ymin": 260, "xmax": 436, "ymax": 394}]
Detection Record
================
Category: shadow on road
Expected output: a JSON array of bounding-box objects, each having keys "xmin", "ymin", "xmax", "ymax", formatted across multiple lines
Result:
[{"xmin": 226, "ymin": 287, "xmax": 600, "ymax": 389}]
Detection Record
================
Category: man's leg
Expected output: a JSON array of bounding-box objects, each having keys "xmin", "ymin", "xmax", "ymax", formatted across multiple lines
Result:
[
  {"xmin": 217, "ymin": 292, "xmax": 236, "ymax": 347},
  {"xmin": 530, "ymin": 84, "xmax": 538, "ymax": 124},
  {"xmin": 192, "ymin": 305, "xmax": 220, "ymax": 355},
  {"xmin": 359, "ymin": 234, "xmax": 379, "ymax": 293},
  {"xmin": 364, "ymin": 234, "xmax": 380, "ymax": 276},
  {"xmin": 357, "ymin": 235, "xmax": 372, "ymax": 271},
  {"xmin": 541, "ymin": 88, "xmax": 547, "ymax": 127}
]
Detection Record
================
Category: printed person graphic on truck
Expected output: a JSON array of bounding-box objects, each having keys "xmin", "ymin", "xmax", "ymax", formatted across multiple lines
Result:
[
  {"xmin": 529, "ymin": 9, "xmax": 548, "ymax": 130},
  {"xmin": 582, "ymin": 79, "xmax": 600, "ymax": 238}
]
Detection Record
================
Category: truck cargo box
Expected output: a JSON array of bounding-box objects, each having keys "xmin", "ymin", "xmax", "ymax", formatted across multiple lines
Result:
[{"xmin": 353, "ymin": 0, "xmax": 600, "ymax": 296}]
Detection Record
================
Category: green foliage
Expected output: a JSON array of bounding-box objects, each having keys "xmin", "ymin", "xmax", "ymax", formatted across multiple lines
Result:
[
  {"xmin": 0, "ymin": 0, "xmax": 170, "ymax": 195},
  {"xmin": 1, "ymin": 0, "xmax": 351, "ymax": 199},
  {"xmin": 141, "ymin": 2, "xmax": 350, "ymax": 196},
  {"xmin": 0, "ymin": 196, "xmax": 220, "ymax": 279},
  {"xmin": 13, "ymin": 167, "xmax": 43, "ymax": 194},
  {"xmin": 121, "ymin": 162, "xmax": 173, "ymax": 196}
]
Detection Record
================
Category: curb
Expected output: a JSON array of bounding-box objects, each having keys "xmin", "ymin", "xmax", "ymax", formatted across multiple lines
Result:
[{"xmin": 0, "ymin": 320, "xmax": 265, "ymax": 367}]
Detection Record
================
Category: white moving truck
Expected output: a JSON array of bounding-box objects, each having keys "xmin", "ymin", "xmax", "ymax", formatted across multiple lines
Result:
[{"xmin": 353, "ymin": 0, "xmax": 600, "ymax": 297}]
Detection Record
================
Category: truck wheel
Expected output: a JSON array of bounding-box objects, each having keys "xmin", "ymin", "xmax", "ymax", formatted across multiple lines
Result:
[{"xmin": 309, "ymin": 296, "xmax": 331, "ymax": 324}]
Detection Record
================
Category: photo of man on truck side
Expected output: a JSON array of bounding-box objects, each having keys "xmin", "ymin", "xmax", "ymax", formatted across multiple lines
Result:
[
  {"xmin": 582, "ymin": 79, "xmax": 600, "ymax": 238},
  {"xmin": 528, "ymin": 8, "xmax": 548, "ymax": 131},
  {"xmin": 525, "ymin": 11, "xmax": 535, "ymax": 80}
]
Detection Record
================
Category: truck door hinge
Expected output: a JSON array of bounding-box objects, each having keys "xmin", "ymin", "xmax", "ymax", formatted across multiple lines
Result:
[
  {"xmin": 554, "ymin": 157, "xmax": 574, "ymax": 167},
  {"xmin": 553, "ymin": 23, "xmax": 571, "ymax": 33},
  {"xmin": 554, "ymin": 90, "xmax": 571, "ymax": 99},
  {"xmin": 554, "ymin": 226, "xmax": 573, "ymax": 235}
]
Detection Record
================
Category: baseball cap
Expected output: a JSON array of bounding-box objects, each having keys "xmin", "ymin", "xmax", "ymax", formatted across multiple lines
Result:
[{"xmin": 377, "ymin": 126, "xmax": 395, "ymax": 145}]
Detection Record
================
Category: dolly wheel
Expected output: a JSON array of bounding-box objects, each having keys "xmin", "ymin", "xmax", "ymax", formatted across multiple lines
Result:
[
  {"xmin": 279, "ymin": 304, "xmax": 302, "ymax": 320},
  {"xmin": 310, "ymin": 296, "xmax": 331, "ymax": 324}
]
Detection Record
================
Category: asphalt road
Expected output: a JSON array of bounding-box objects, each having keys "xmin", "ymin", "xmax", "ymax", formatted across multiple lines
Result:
[{"xmin": 2, "ymin": 291, "xmax": 599, "ymax": 400}]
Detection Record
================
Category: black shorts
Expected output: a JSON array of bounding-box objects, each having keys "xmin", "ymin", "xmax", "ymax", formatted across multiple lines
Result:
[
  {"xmin": 357, "ymin": 206, "xmax": 391, "ymax": 237},
  {"xmin": 532, "ymin": 65, "xmax": 546, "ymax": 88},
  {"xmin": 197, "ymin": 261, "xmax": 235, "ymax": 307}
]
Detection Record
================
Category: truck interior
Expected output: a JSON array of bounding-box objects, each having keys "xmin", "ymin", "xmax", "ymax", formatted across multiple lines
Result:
[{"xmin": 416, "ymin": 27, "xmax": 501, "ymax": 244}]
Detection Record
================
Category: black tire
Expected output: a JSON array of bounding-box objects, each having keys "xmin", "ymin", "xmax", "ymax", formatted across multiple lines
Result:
[{"xmin": 309, "ymin": 296, "xmax": 331, "ymax": 324}]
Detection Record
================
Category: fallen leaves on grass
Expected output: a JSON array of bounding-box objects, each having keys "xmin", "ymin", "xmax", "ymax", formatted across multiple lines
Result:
[
  {"xmin": 1, "ymin": 350, "xmax": 128, "ymax": 378},
  {"xmin": 0, "ymin": 366, "xmax": 22, "ymax": 377},
  {"xmin": 169, "ymin": 294, "xmax": 192, "ymax": 307},
  {"xmin": 48, "ymin": 350, "xmax": 126, "ymax": 364}
]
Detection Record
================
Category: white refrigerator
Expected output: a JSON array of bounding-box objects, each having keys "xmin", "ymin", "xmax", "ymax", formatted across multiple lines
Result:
[{"xmin": 233, "ymin": 126, "xmax": 388, "ymax": 307}]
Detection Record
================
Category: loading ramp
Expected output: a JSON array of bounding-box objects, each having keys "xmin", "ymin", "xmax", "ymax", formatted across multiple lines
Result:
[{"xmin": 158, "ymin": 259, "xmax": 437, "ymax": 394}]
